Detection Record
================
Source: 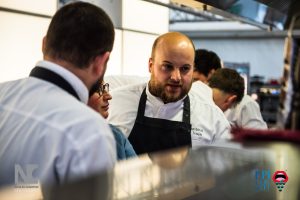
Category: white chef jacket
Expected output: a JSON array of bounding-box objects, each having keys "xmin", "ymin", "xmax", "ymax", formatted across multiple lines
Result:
[
  {"xmin": 225, "ymin": 95, "xmax": 268, "ymax": 129},
  {"xmin": 190, "ymin": 81, "xmax": 214, "ymax": 103},
  {"xmin": 105, "ymin": 75, "xmax": 149, "ymax": 91},
  {"xmin": 0, "ymin": 61, "xmax": 116, "ymax": 187},
  {"xmin": 108, "ymin": 82, "xmax": 231, "ymax": 148}
]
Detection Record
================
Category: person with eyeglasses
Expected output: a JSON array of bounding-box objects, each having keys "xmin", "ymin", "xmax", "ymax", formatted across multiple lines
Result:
[
  {"xmin": 0, "ymin": 2, "xmax": 116, "ymax": 187},
  {"xmin": 89, "ymin": 83, "xmax": 111, "ymax": 119},
  {"xmin": 107, "ymin": 32, "xmax": 231, "ymax": 155},
  {"xmin": 88, "ymin": 82, "xmax": 137, "ymax": 160}
]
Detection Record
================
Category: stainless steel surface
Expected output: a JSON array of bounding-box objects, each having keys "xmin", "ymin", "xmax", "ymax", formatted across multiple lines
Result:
[
  {"xmin": 45, "ymin": 141, "xmax": 300, "ymax": 200},
  {"xmin": 113, "ymin": 147, "xmax": 260, "ymax": 199}
]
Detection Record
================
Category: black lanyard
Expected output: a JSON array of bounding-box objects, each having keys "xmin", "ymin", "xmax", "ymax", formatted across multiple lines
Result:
[{"xmin": 29, "ymin": 66, "xmax": 80, "ymax": 100}]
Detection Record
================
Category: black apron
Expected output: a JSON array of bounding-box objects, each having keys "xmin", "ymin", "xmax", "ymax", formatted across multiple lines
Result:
[
  {"xmin": 29, "ymin": 66, "xmax": 80, "ymax": 100},
  {"xmin": 128, "ymin": 88, "xmax": 192, "ymax": 155}
]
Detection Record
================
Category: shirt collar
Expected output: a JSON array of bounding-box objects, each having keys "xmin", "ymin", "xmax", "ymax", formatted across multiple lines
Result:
[
  {"xmin": 145, "ymin": 83, "xmax": 186, "ymax": 109},
  {"xmin": 35, "ymin": 60, "xmax": 89, "ymax": 104}
]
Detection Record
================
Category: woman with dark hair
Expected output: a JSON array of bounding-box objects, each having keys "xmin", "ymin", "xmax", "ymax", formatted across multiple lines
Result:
[{"xmin": 88, "ymin": 82, "xmax": 137, "ymax": 160}]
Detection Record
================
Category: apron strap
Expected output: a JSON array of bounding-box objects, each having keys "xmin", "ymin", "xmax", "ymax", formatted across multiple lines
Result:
[
  {"xmin": 29, "ymin": 66, "xmax": 80, "ymax": 101},
  {"xmin": 182, "ymin": 95, "xmax": 190, "ymax": 124},
  {"xmin": 136, "ymin": 88, "xmax": 147, "ymax": 119},
  {"xmin": 137, "ymin": 87, "xmax": 190, "ymax": 123}
]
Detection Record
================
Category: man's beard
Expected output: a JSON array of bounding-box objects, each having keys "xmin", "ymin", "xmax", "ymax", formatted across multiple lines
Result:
[
  {"xmin": 149, "ymin": 75, "xmax": 192, "ymax": 103},
  {"xmin": 89, "ymin": 77, "xmax": 103, "ymax": 97}
]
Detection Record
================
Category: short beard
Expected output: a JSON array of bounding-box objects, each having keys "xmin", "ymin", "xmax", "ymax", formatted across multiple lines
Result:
[{"xmin": 149, "ymin": 74, "xmax": 192, "ymax": 103}]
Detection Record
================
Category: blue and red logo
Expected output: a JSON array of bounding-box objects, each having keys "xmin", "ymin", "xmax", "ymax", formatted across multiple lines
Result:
[{"xmin": 255, "ymin": 169, "xmax": 288, "ymax": 192}]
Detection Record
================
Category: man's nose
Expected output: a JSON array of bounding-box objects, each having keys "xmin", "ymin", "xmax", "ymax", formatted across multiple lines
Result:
[{"xmin": 170, "ymin": 68, "xmax": 181, "ymax": 81}]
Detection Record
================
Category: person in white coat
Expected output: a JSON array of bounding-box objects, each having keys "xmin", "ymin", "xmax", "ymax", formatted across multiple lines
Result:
[
  {"xmin": 0, "ymin": 2, "xmax": 116, "ymax": 187},
  {"xmin": 209, "ymin": 68, "xmax": 268, "ymax": 129},
  {"xmin": 209, "ymin": 68, "xmax": 245, "ymax": 112},
  {"xmin": 191, "ymin": 49, "xmax": 222, "ymax": 103},
  {"xmin": 192, "ymin": 49, "xmax": 267, "ymax": 129},
  {"xmin": 108, "ymin": 32, "xmax": 231, "ymax": 155},
  {"xmin": 193, "ymin": 49, "xmax": 222, "ymax": 84},
  {"xmin": 224, "ymin": 95, "xmax": 268, "ymax": 129}
]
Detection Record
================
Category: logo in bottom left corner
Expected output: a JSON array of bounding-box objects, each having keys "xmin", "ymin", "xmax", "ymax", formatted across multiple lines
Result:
[{"xmin": 14, "ymin": 164, "xmax": 39, "ymax": 188}]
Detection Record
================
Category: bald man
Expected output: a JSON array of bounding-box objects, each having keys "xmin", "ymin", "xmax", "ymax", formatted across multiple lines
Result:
[{"xmin": 108, "ymin": 32, "xmax": 230, "ymax": 154}]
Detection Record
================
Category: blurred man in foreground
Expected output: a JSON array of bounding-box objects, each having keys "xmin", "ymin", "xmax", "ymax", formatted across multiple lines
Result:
[{"xmin": 0, "ymin": 2, "xmax": 116, "ymax": 187}]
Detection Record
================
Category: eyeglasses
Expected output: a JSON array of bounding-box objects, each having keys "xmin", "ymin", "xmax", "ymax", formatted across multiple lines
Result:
[{"xmin": 98, "ymin": 83, "xmax": 109, "ymax": 96}]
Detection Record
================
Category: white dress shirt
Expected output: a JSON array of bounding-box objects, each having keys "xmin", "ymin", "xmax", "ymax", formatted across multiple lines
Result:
[
  {"xmin": 225, "ymin": 95, "xmax": 268, "ymax": 129},
  {"xmin": 0, "ymin": 61, "xmax": 116, "ymax": 187},
  {"xmin": 108, "ymin": 82, "xmax": 231, "ymax": 149}
]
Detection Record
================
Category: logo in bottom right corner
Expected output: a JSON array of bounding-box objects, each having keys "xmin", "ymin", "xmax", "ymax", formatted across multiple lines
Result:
[{"xmin": 272, "ymin": 171, "xmax": 288, "ymax": 192}]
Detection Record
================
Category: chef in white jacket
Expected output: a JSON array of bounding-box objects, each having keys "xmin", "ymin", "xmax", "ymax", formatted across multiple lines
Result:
[
  {"xmin": 108, "ymin": 32, "xmax": 231, "ymax": 155},
  {"xmin": 208, "ymin": 68, "xmax": 268, "ymax": 129},
  {"xmin": 192, "ymin": 49, "xmax": 267, "ymax": 129},
  {"xmin": 224, "ymin": 95, "xmax": 268, "ymax": 129}
]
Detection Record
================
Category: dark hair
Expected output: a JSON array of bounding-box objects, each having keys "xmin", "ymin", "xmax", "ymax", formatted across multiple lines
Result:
[
  {"xmin": 209, "ymin": 68, "xmax": 245, "ymax": 104},
  {"xmin": 44, "ymin": 2, "xmax": 115, "ymax": 68},
  {"xmin": 194, "ymin": 49, "xmax": 221, "ymax": 77}
]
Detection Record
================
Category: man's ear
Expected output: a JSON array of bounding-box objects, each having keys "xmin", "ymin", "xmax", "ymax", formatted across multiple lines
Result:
[
  {"xmin": 148, "ymin": 58, "xmax": 153, "ymax": 73},
  {"xmin": 42, "ymin": 36, "xmax": 46, "ymax": 54},
  {"xmin": 93, "ymin": 51, "xmax": 110, "ymax": 76},
  {"xmin": 207, "ymin": 69, "xmax": 216, "ymax": 81},
  {"xmin": 226, "ymin": 95, "xmax": 237, "ymax": 107}
]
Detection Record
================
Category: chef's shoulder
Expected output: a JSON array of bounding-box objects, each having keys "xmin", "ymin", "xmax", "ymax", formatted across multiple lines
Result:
[
  {"xmin": 110, "ymin": 82, "xmax": 147, "ymax": 105},
  {"xmin": 111, "ymin": 82, "xmax": 146, "ymax": 95},
  {"xmin": 239, "ymin": 95, "xmax": 259, "ymax": 108},
  {"xmin": 188, "ymin": 90, "xmax": 227, "ymax": 120},
  {"xmin": 189, "ymin": 81, "xmax": 214, "ymax": 104}
]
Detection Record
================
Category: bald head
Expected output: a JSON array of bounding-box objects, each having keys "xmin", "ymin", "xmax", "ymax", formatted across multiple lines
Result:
[
  {"xmin": 148, "ymin": 32, "xmax": 195, "ymax": 103},
  {"xmin": 151, "ymin": 32, "xmax": 195, "ymax": 60}
]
